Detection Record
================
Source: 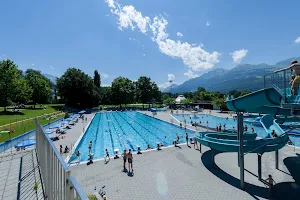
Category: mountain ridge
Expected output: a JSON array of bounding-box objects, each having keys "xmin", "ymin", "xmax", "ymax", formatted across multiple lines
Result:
[{"xmin": 163, "ymin": 56, "xmax": 300, "ymax": 93}]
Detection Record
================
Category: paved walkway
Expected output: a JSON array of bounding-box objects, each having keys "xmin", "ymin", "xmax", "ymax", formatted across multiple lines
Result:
[
  {"xmin": 66, "ymin": 110, "xmax": 300, "ymax": 199},
  {"xmin": 70, "ymin": 143, "xmax": 299, "ymax": 200}
]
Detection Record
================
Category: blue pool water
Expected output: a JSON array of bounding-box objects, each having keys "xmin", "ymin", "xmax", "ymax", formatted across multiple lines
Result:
[
  {"xmin": 69, "ymin": 112, "xmax": 195, "ymax": 163},
  {"xmin": 173, "ymin": 114, "xmax": 300, "ymax": 147}
]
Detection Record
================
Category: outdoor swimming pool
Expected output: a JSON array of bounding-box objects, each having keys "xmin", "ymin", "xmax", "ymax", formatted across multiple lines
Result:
[
  {"xmin": 69, "ymin": 112, "xmax": 195, "ymax": 163},
  {"xmin": 172, "ymin": 114, "xmax": 300, "ymax": 147}
]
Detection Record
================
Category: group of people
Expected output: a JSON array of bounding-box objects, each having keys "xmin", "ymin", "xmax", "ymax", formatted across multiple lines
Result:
[{"xmin": 60, "ymin": 145, "xmax": 70, "ymax": 154}]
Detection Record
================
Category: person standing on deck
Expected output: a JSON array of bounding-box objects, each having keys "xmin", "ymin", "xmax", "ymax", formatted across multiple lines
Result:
[
  {"xmin": 127, "ymin": 149, "xmax": 133, "ymax": 173},
  {"xmin": 289, "ymin": 60, "xmax": 300, "ymax": 95}
]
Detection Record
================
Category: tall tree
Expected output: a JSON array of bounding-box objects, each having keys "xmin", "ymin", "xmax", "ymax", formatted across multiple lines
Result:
[
  {"xmin": 0, "ymin": 60, "xmax": 31, "ymax": 111},
  {"xmin": 93, "ymin": 70, "xmax": 101, "ymax": 88},
  {"xmin": 57, "ymin": 68, "xmax": 100, "ymax": 108},
  {"xmin": 136, "ymin": 76, "xmax": 161, "ymax": 104},
  {"xmin": 25, "ymin": 69, "xmax": 51, "ymax": 108},
  {"xmin": 111, "ymin": 77, "xmax": 135, "ymax": 106}
]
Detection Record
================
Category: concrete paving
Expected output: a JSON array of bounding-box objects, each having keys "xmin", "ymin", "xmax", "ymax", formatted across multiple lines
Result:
[{"xmin": 65, "ymin": 110, "xmax": 300, "ymax": 200}]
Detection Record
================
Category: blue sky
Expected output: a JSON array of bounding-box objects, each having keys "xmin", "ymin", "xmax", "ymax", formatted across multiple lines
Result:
[{"xmin": 0, "ymin": 0, "xmax": 300, "ymax": 88}]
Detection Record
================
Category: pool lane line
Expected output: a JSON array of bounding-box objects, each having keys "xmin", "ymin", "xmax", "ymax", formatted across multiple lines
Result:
[
  {"xmin": 116, "ymin": 112, "xmax": 156, "ymax": 146},
  {"xmin": 118, "ymin": 112, "xmax": 163, "ymax": 146},
  {"xmin": 67, "ymin": 113, "xmax": 96, "ymax": 164},
  {"xmin": 110, "ymin": 112, "xmax": 135, "ymax": 151},
  {"xmin": 107, "ymin": 112, "xmax": 125, "ymax": 151}
]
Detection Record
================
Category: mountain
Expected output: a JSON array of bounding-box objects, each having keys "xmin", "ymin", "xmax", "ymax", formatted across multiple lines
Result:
[
  {"xmin": 162, "ymin": 84, "xmax": 178, "ymax": 92},
  {"xmin": 167, "ymin": 57, "xmax": 300, "ymax": 94},
  {"xmin": 43, "ymin": 74, "xmax": 57, "ymax": 84}
]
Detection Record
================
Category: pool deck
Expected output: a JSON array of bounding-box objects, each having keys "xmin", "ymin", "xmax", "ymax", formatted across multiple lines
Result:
[{"xmin": 59, "ymin": 110, "xmax": 300, "ymax": 199}]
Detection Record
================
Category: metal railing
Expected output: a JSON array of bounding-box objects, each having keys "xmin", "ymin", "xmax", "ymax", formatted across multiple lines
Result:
[
  {"xmin": 35, "ymin": 119, "xmax": 88, "ymax": 200},
  {"xmin": 264, "ymin": 67, "xmax": 293, "ymax": 103}
]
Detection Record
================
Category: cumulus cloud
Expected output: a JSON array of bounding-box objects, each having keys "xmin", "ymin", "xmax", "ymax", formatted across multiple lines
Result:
[
  {"xmin": 184, "ymin": 70, "xmax": 199, "ymax": 79},
  {"xmin": 50, "ymin": 66, "xmax": 54, "ymax": 70},
  {"xmin": 206, "ymin": 21, "xmax": 210, "ymax": 26},
  {"xmin": 102, "ymin": 73, "xmax": 109, "ymax": 79},
  {"xmin": 104, "ymin": 0, "xmax": 220, "ymax": 73},
  {"xmin": 168, "ymin": 74, "xmax": 175, "ymax": 82},
  {"xmin": 230, "ymin": 49, "xmax": 248, "ymax": 64},
  {"xmin": 177, "ymin": 32, "xmax": 183, "ymax": 37},
  {"xmin": 295, "ymin": 36, "xmax": 300, "ymax": 44}
]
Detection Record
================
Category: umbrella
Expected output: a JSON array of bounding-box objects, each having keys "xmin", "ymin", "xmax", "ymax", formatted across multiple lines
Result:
[
  {"xmin": 78, "ymin": 110, "xmax": 86, "ymax": 114},
  {"xmin": 45, "ymin": 130, "xmax": 53, "ymax": 134},
  {"xmin": 50, "ymin": 125, "xmax": 60, "ymax": 129}
]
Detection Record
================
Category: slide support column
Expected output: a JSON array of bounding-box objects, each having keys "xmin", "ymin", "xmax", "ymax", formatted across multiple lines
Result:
[
  {"xmin": 211, "ymin": 148, "xmax": 215, "ymax": 168},
  {"xmin": 258, "ymin": 153, "xmax": 262, "ymax": 180},
  {"xmin": 238, "ymin": 112, "xmax": 245, "ymax": 190},
  {"xmin": 275, "ymin": 150, "xmax": 279, "ymax": 169}
]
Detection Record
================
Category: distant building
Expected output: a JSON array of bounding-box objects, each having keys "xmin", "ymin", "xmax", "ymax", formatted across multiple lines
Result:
[{"xmin": 175, "ymin": 95, "xmax": 186, "ymax": 104}]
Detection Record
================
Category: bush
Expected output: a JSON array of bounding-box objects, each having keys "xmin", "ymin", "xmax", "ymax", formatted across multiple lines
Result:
[
  {"xmin": 64, "ymin": 112, "xmax": 70, "ymax": 119},
  {"xmin": 88, "ymin": 194, "xmax": 98, "ymax": 200}
]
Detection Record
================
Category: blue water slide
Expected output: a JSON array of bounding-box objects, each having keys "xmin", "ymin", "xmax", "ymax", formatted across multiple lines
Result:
[
  {"xmin": 196, "ymin": 87, "xmax": 290, "ymax": 153},
  {"xmin": 196, "ymin": 132, "xmax": 288, "ymax": 154},
  {"xmin": 260, "ymin": 114, "xmax": 286, "ymax": 138}
]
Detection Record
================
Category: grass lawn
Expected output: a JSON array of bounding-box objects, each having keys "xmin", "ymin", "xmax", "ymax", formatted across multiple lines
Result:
[
  {"xmin": 0, "ymin": 104, "xmax": 64, "ymax": 126},
  {"xmin": 0, "ymin": 113, "xmax": 64, "ymax": 143}
]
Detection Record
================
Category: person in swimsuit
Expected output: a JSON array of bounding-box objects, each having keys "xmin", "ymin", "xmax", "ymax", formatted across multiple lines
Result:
[
  {"xmin": 251, "ymin": 128, "xmax": 255, "ymax": 133},
  {"xmin": 76, "ymin": 150, "xmax": 81, "ymax": 162},
  {"xmin": 146, "ymin": 144, "xmax": 152, "ymax": 150},
  {"xmin": 105, "ymin": 149, "xmax": 110, "ymax": 162},
  {"xmin": 176, "ymin": 133, "xmax": 180, "ymax": 143},
  {"xmin": 232, "ymin": 126, "xmax": 235, "ymax": 133},
  {"xmin": 88, "ymin": 141, "xmax": 92, "ymax": 155},
  {"xmin": 186, "ymin": 132, "xmax": 189, "ymax": 147},
  {"xmin": 121, "ymin": 150, "xmax": 127, "ymax": 170},
  {"xmin": 60, "ymin": 145, "xmax": 63, "ymax": 154},
  {"xmin": 127, "ymin": 149, "xmax": 133, "ymax": 173},
  {"xmin": 244, "ymin": 125, "xmax": 248, "ymax": 132},
  {"xmin": 271, "ymin": 130, "xmax": 278, "ymax": 138},
  {"xmin": 266, "ymin": 174, "xmax": 276, "ymax": 194},
  {"xmin": 193, "ymin": 135, "xmax": 199, "ymax": 150},
  {"xmin": 289, "ymin": 60, "xmax": 300, "ymax": 95}
]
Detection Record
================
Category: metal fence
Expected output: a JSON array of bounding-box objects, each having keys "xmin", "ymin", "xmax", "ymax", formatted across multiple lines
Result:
[
  {"xmin": 35, "ymin": 119, "xmax": 88, "ymax": 200},
  {"xmin": 264, "ymin": 67, "xmax": 292, "ymax": 102}
]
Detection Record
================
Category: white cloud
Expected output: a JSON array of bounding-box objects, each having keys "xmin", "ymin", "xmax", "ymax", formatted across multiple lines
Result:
[
  {"xmin": 168, "ymin": 74, "xmax": 175, "ymax": 82},
  {"xmin": 105, "ymin": 0, "xmax": 220, "ymax": 72},
  {"xmin": 50, "ymin": 66, "xmax": 54, "ymax": 70},
  {"xmin": 102, "ymin": 73, "xmax": 109, "ymax": 79},
  {"xmin": 206, "ymin": 21, "xmax": 210, "ymax": 26},
  {"xmin": 184, "ymin": 70, "xmax": 199, "ymax": 79},
  {"xmin": 143, "ymin": 53, "xmax": 146, "ymax": 56},
  {"xmin": 230, "ymin": 49, "xmax": 248, "ymax": 64},
  {"xmin": 31, "ymin": 63, "xmax": 35, "ymax": 66},
  {"xmin": 295, "ymin": 36, "xmax": 300, "ymax": 44},
  {"xmin": 177, "ymin": 32, "xmax": 183, "ymax": 37}
]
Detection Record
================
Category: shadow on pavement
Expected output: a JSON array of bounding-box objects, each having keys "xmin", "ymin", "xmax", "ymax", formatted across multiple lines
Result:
[{"xmin": 201, "ymin": 150, "xmax": 269, "ymax": 199}]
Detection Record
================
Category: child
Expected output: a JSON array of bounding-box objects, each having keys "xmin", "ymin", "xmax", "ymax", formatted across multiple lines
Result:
[
  {"xmin": 266, "ymin": 174, "xmax": 276, "ymax": 193},
  {"xmin": 105, "ymin": 149, "xmax": 110, "ymax": 162}
]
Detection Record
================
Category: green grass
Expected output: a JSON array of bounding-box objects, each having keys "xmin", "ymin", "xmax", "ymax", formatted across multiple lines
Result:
[
  {"xmin": 0, "ymin": 114, "xmax": 64, "ymax": 143},
  {"xmin": 0, "ymin": 104, "xmax": 64, "ymax": 126}
]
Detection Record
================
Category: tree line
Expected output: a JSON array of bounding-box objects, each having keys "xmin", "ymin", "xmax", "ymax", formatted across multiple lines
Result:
[
  {"xmin": 162, "ymin": 87, "xmax": 250, "ymax": 109},
  {"xmin": 0, "ymin": 59, "xmax": 250, "ymax": 110},
  {"xmin": 0, "ymin": 60, "xmax": 54, "ymax": 111}
]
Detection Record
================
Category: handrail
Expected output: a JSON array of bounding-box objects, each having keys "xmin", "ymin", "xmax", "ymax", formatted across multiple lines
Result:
[
  {"xmin": 274, "ymin": 66, "xmax": 291, "ymax": 73},
  {"xmin": 69, "ymin": 176, "xmax": 89, "ymax": 200}
]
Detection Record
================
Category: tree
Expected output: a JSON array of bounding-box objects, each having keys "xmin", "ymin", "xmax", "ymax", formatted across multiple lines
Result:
[
  {"xmin": 57, "ymin": 68, "xmax": 101, "ymax": 108},
  {"xmin": 212, "ymin": 97, "xmax": 227, "ymax": 111},
  {"xmin": 180, "ymin": 98, "xmax": 193, "ymax": 104},
  {"xmin": 136, "ymin": 76, "xmax": 161, "ymax": 104},
  {"xmin": 100, "ymin": 86, "xmax": 112, "ymax": 105},
  {"xmin": 93, "ymin": 70, "xmax": 101, "ymax": 88},
  {"xmin": 25, "ymin": 69, "xmax": 51, "ymax": 108},
  {"xmin": 0, "ymin": 60, "xmax": 31, "ymax": 111},
  {"xmin": 111, "ymin": 77, "xmax": 135, "ymax": 106},
  {"xmin": 14, "ymin": 79, "xmax": 33, "ymax": 104}
]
